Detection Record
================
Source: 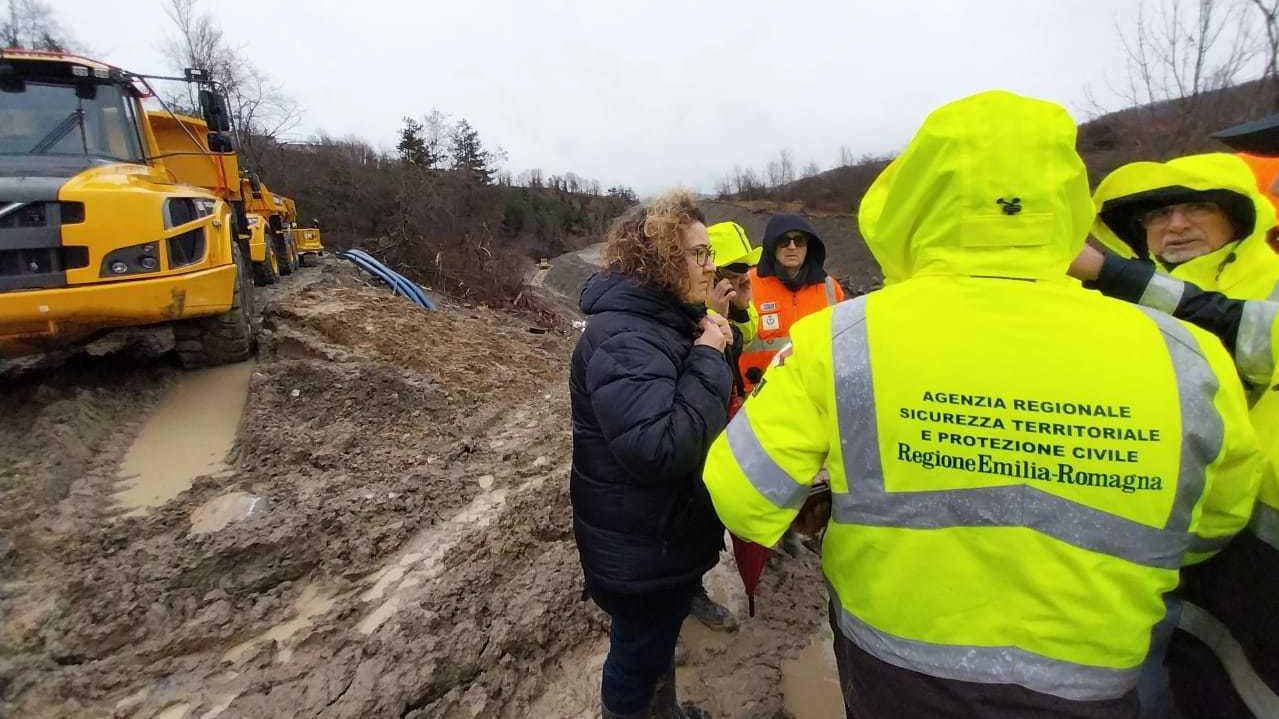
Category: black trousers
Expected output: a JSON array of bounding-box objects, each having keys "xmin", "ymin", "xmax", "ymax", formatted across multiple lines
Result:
[{"xmin": 829, "ymin": 603, "xmax": 1141, "ymax": 719}]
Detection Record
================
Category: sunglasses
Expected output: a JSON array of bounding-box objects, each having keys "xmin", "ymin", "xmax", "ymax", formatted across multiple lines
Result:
[
  {"xmin": 720, "ymin": 263, "xmax": 751, "ymax": 274},
  {"xmin": 778, "ymin": 234, "xmax": 809, "ymax": 248}
]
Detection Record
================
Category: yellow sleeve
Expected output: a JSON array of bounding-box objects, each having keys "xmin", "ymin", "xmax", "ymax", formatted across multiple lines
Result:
[
  {"xmin": 730, "ymin": 303, "xmax": 760, "ymax": 347},
  {"xmin": 1186, "ymin": 326, "xmax": 1266, "ymax": 564},
  {"xmin": 703, "ymin": 311, "xmax": 831, "ymax": 547}
]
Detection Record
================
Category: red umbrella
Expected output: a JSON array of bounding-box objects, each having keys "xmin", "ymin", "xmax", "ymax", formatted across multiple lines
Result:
[{"xmin": 730, "ymin": 533, "xmax": 771, "ymax": 617}]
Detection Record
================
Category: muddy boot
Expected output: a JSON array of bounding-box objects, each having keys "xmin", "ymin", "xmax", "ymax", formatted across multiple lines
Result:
[
  {"xmin": 652, "ymin": 665, "xmax": 711, "ymax": 719},
  {"xmin": 689, "ymin": 586, "xmax": 737, "ymax": 632}
]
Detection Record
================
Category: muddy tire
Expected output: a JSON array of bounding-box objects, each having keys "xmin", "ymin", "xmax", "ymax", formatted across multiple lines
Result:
[
  {"xmin": 173, "ymin": 241, "xmax": 257, "ymax": 368},
  {"xmin": 275, "ymin": 234, "xmax": 295, "ymax": 277},
  {"xmin": 252, "ymin": 241, "xmax": 280, "ymax": 287},
  {"xmin": 299, "ymin": 252, "xmax": 316, "ymax": 268}
]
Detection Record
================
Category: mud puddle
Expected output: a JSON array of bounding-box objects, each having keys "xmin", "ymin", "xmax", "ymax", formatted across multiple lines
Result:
[
  {"xmin": 782, "ymin": 629, "xmax": 843, "ymax": 718},
  {"xmin": 113, "ymin": 362, "xmax": 253, "ymax": 515}
]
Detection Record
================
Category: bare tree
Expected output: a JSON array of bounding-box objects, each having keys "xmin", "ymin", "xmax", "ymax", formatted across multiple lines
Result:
[
  {"xmin": 162, "ymin": 0, "xmax": 300, "ymax": 168},
  {"xmin": 1105, "ymin": 0, "xmax": 1262, "ymax": 154},
  {"xmin": 2, "ymin": 0, "xmax": 75, "ymax": 51},
  {"xmin": 765, "ymin": 160, "xmax": 783, "ymax": 188},
  {"xmin": 778, "ymin": 148, "xmax": 796, "ymax": 186},
  {"xmin": 1251, "ymin": 0, "xmax": 1279, "ymax": 108},
  {"xmin": 837, "ymin": 145, "xmax": 856, "ymax": 168},
  {"xmin": 800, "ymin": 160, "xmax": 822, "ymax": 179}
]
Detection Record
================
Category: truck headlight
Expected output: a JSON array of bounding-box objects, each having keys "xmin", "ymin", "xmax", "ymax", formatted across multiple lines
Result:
[{"xmin": 100, "ymin": 242, "xmax": 161, "ymax": 277}]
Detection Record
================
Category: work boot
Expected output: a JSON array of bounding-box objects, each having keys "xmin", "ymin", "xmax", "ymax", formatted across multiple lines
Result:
[
  {"xmin": 780, "ymin": 529, "xmax": 805, "ymax": 559},
  {"xmin": 652, "ymin": 665, "xmax": 711, "ymax": 719},
  {"xmin": 689, "ymin": 586, "xmax": 738, "ymax": 631}
]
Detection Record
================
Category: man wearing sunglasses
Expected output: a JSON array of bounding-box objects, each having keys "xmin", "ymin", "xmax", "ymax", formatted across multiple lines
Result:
[
  {"xmin": 1092, "ymin": 153, "xmax": 1279, "ymax": 302},
  {"xmin": 738, "ymin": 214, "xmax": 844, "ymax": 394}
]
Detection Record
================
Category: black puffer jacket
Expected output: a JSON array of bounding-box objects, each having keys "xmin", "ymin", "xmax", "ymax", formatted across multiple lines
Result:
[{"xmin": 569, "ymin": 272, "xmax": 733, "ymax": 594}]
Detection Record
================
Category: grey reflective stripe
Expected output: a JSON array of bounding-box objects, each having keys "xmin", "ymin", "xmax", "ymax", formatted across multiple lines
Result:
[
  {"xmin": 1137, "ymin": 272, "xmax": 1186, "ymax": 315},
  {"xmin": 743, "ymin": 335, "xmax": 790, "ymax": 354},
  {"xmin": 1268, "ymin": 280, "xmax": 1279, "ymax": 302},
  {"xmin": 1250, "ymin": 502, "xmax": 1279, "ymax": 551},
  {"xmin": 1177, "ymin": 602, "xmax": 1279, "ymax": 717},
  {"xmin": 725, "ymin": 407, "xmax": 808, "ymax": 510},
  {"xmin": 828, "ymin": 300, "xmax": 1223, "ymax": 569},
  {"xmin": 1185, "ymin": 532, "xmax": 1234, "ymax": 556},
  {"xmin": 824, "ymin": 276, "xmax": 838, "ymax": 306},
  {"xmin": 830, "ymin": 488, "xmax": 1187, "ymax": 568},
  {"xmin": 830, "ymin": 298, "xmax": 882, "ymax": 489},
  {"xmin": 828, "ymin": 581, "xmax": 1139, "ymax": 701},
  {"xmin": 1237, "ymin": 301, "xmax": 1278, "ymax": 388},
  {"xmin": 1136, "ymin": 307, "xmax": 1223, "ymax": 535}
]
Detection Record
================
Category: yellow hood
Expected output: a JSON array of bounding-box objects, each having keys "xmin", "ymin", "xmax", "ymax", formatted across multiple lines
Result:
[
  {"xmin": 858, "ymin": 90, "xmax": 1095, "ymax": 284},
  {"xmin": 1092, "ymin": 153, "xmax": 1279, "ymax": 299}
]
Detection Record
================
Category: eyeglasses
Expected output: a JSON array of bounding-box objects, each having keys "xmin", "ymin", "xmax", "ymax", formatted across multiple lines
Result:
[
  {"xmin": 686, "ymin": 245, "xmax": 716, "ymax": 267},
  {"xmin": 778, "ymin": 234, "xmax": 809, "ymax": 248},
  {"xmin": 1141, "ymin": 201, "xmax": 1223, "ymax": 230}
]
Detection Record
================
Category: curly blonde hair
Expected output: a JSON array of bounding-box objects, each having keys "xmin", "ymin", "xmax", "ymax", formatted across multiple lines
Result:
[{"xmin": 603, "ymin": 189, "xmax": 707, "ymax": 297}]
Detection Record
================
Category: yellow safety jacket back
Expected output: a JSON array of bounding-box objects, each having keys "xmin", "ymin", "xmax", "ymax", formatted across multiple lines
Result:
[
  {"xmin": 703, "ymin": 91, "xmax": 1264, "ymax": 702},
  {"xmin": 1093, "ymin": 154, "xmax": 1279, "ymax": 301}
]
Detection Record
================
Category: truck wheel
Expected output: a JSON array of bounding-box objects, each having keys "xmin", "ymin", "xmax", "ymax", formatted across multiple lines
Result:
[
  {"xmin": 252, "ymin": 241, "xmax": 280, "ymax": 286},
  {"xmin": 275, "ymin": 234, "xmax": 295, "ymax": 276},
  {"xmin": 173, "ymin": 241, "xmax": 257, "ymax": 368}
]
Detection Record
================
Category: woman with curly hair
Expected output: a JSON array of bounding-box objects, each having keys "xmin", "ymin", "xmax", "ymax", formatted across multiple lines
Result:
[{"xmin": 570, "ymin": 189, "xmax": 733, "ymax": 718}]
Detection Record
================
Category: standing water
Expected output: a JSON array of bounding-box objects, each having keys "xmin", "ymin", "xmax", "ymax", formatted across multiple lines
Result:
[
  {"xmin": 113, "ymin": 362, "xmax": 253, "ymax": 515},
  {"xmin": 782, "ymin": 629, "xmax": 844, "ymax": 719}
]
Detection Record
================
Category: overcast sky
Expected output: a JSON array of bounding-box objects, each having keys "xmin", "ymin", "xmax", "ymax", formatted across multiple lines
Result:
[{"xmin": 55, "ymin": 0, "xmax": 1163, "ymax": 193}]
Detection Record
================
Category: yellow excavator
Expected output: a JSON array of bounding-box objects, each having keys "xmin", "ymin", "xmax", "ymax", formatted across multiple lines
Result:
[{"xmin": 0, "ymin": 49, "xmax": 270, "ymax": 366}]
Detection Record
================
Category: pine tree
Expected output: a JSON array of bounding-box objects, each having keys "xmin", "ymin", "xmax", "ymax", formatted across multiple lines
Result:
[
  {"xmin": 397, "ymin": 116, "xmax": 430, "ymax": 167},
  {"xmin": 449, "ymin": 119, "xmax": 493, "ymax": 185}
]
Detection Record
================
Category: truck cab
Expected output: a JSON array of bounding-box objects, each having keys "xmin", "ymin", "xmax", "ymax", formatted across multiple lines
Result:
[{"xmin": 0, "ymin": 50, "xmax": 255, "ymax": 367}]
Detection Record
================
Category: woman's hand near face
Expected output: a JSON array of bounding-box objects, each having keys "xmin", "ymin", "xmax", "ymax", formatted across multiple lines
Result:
[{"xmin": 695, "ymin": 315, "xmax": 730, "ymax": 352}]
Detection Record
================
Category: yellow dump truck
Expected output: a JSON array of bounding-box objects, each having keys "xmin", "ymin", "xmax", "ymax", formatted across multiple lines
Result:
[
  {"xmin": 0, "ymin": 50, "xmax": 255, "ymax": 366},
  {"xmin": 242, "ymin": 178, "xmax": 300, "ymax": 279},
  {"xmin": 289, "ymin": 225, "xmax": 324, "ymax": 266}
]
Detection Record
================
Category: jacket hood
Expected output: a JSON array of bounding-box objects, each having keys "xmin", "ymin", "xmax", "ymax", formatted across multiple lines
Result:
[
  {"xmin": 1092, "ymin": 154, "xmax": 1279, "ymax": 296},
  {"xmin": 756, "ymin": 214, "xmax": 829, "ymax": 289},
  {"xmin": 579, "ymin": 271, "xmax": 704, "ymax": 332},
  {"xmin": 858, "ymin": 90, "xmax": 1095, "ymax": 284}
]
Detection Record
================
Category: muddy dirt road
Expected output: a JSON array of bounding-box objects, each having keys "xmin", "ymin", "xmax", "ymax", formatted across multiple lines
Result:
[{"xmin": 1, "ymin": 261, "xmax": 834, "ymax": 718}]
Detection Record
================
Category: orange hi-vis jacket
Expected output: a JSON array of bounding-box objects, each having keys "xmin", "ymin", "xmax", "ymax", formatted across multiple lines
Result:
[{"xmin": 738, "ymin": 269, "xmax": 843, "ymax": 393}]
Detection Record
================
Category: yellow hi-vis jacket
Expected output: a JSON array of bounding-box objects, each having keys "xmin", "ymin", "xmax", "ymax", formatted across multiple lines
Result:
[
  {"xmin": 1093, "ymin": 153, "xmax": 1279, "ymax": 301},
  {"xmin": 702, "ymin": 91, "xmax": 1265, "ymax": 702},
  {"xmin": 1125, "ymin": 264, "xmax": 1279, "ymax": 548}
]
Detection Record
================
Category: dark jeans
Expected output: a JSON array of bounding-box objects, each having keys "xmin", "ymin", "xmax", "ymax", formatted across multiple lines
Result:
[
  {"xmin": 829, "ymin": 602, "xmax": 1140, "ymax": 719},
  {"xmin": 589, "ymin": 581, "xmax": 698, "ymax": 715}
]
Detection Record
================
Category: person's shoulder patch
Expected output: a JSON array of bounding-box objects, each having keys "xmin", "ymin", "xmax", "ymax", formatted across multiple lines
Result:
[{"xmin": 760, "ymin": 302, "xmax": 777, "ymax": 312}]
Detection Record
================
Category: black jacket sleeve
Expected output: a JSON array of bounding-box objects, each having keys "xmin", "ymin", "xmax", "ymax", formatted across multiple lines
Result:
[
  {"xmin": 585, "ymin": 332, "xmax": 732, "ymax": 484},
  {"xmin": 1091, "ymin": 254, "xmax": 1245, "ymax": 351}
]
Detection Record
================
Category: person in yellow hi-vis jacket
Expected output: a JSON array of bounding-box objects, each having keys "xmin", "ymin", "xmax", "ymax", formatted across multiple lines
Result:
[
  {"xmin": 1070, "ymin": 242, "xmax": 1279, "ymax": 718},
  {"xmin": 702, "ymin": 90, "xmax": 1265, "ymax": 719}
]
